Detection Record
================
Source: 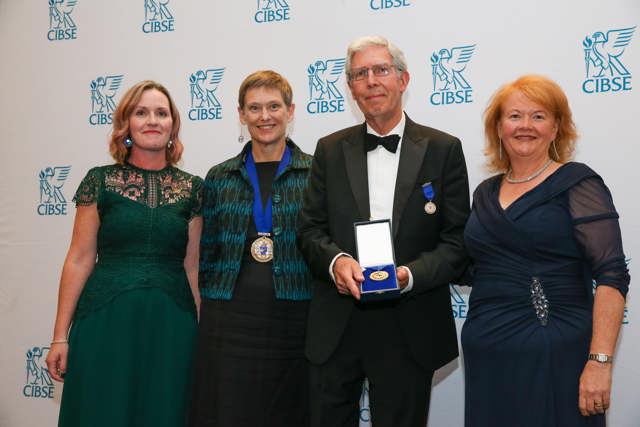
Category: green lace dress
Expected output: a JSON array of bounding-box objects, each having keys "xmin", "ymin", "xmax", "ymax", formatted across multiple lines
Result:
[{"xmin": 58, "ymin": 163, "xmax": 203, "ymax": 427}]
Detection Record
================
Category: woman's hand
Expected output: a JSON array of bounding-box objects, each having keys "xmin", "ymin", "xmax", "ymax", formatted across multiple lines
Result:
[
  {"xmin": 578, "ymin": 360, "xmax": 612, "ymax": 416},
  {"xmin": 45, "ymin": 342, "xmax": 69, "ymax": 382}
]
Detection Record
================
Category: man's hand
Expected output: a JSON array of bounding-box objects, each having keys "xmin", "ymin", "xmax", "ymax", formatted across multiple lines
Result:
[
  {"xmin": 332, "ymin": 256, "xmax": 364, "ymax": 300},
  {"xmin": 396, "ymin": 266, "xmax": 409, "ymax": 289}
]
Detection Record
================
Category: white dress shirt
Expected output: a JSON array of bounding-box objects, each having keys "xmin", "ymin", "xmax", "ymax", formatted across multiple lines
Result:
[{"xmin": 329, "ymin": 113, "xmax": 414, "ymax": 293}]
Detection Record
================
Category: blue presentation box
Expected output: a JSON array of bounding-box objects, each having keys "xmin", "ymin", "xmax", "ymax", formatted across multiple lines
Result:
[{"xmin": 354, "ymin": 219, "xmax": 401, "ymax": 302}]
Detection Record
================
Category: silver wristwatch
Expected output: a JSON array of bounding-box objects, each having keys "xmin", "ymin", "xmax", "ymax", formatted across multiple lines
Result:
[{"xmin": 588, "ymin": 353, "xmax": 613, "ymax": 364}]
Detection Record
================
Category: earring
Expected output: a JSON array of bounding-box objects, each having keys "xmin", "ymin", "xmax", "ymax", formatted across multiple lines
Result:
[
  {"xmin": 124, "ymin": 136, "xmax": 133, "ymax": 148},
  {"xmin": 167, "ymin": 140, "xmax": 174, "ymax": 149},
  {"xmin": 238, "ymin": 124, "xmax": 247, "ymax": 144},
  {"xmin": 552, "ymin": 140, "xmax": 559, "ymax": 160},
  {"xmin": 499, "ymin": 138, "xmax": 503, "ymax": 161}
]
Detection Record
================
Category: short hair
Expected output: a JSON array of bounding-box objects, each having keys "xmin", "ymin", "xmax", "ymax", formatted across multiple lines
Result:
[
  {"xmin": 109, "ymin": 80, "xmax": 183, "ymax": 165},
  {"xmin": 345, "ymin": 35, "xmax": 408, "ymax": 81},
  {"xmin": 238, "ymin": 70, "xmax": 293, "ymax": 109},
  {"xmin": 483, "ymin": 75, "xmax": 577, "ymax": 172}
]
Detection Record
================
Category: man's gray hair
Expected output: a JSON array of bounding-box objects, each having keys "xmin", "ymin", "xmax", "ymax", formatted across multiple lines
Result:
[{"xmin": 345, "ymin": 35, "xmax": 408, "ymax": 80}]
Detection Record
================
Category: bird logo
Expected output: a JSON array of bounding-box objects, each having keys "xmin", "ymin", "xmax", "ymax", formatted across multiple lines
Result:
[
  {"xmin": 90, "ymin": 75, "xmax": 124, "ymax": 114},
  {"xmin": 430, "ymin": 45, "xmax": 476, "ymax": 92},
  {"xmin": 583, "ymin": 26, "xmax": 635, "ymax": 78},
  {"xmin": 26, "ymin": 347, "xmax": 52, "ymax": 386},
  {"xmin": 189, "ymin": 68, "xmax": 225, "ymax": 109},
  {"xmin": 48, "ymin": 0, "xmax": 77, "ymax": 30},
  {"xmin": 257, "ymin": 0, "xmax": 289, "ymax": 10},
  {"xmin": 39, "ymin": 166, "xmax": 71, "ymax": 204},
  {"xmin": 144, "ymin": 0, "xmax": 173, "ymax": 22},
  {"xmin": 307, "ymin": 59, "xmax": 346, "ymax": 101}
]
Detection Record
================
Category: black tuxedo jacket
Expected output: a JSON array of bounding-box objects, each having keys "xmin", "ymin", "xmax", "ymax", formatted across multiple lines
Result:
[{"xmin": 298, "ymin": 115, "xmax": 470, "ymax": 371}]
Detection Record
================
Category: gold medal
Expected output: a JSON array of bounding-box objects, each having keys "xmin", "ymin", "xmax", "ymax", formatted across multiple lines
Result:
[
  {"xmin": 424, "ymin": 201, "xmax": 437, "ymax": 215},
  {"xmin": 369, "ymin": 270, "xmax": 389, "ymax": 281},
  {"xmin": 251, "ymin": 235, "xmax": 274, "ymax": 263}
]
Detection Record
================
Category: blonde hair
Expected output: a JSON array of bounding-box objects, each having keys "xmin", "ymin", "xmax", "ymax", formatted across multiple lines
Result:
[
  {"xmin": 238, "ymin": 70, "xmax": 293, "ymax": 109},
  {"xmin": 109, "ymin": 80, "xmax": 183, "ymax": 165},
  {"xmin": 484, "ymin": 75, "xmax": 577, "ymax": 172}
]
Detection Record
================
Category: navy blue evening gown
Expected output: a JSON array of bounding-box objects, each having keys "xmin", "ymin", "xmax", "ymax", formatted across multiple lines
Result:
[{"xmin": 461, "ymin": 162, "xmax": 629, "ymax": 427}]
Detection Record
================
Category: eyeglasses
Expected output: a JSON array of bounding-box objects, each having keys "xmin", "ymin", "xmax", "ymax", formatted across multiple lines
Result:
[{"xmin": 348, "ymin": 64, "xmax": 397, "ymax": 82}]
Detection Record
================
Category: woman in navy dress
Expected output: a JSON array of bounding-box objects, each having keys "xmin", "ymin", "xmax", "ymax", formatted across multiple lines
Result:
[{"xmin": 461, "ymin": 75, "xmax": 629, "ymax": 426}]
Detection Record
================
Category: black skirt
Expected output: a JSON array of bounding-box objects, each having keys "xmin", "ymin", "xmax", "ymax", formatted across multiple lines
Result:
[{"xmin": 190, "ymin": 228, "xmax": 310, "ymax": 427}]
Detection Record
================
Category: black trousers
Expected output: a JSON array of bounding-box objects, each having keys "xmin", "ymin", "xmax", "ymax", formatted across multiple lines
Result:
[{"xmin": 309, "ymin": 302, "xmax": 433, "ymax": 427}]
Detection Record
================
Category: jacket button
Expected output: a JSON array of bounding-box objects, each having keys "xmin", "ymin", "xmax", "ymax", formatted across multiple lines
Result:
[
  {"xmin": 272, "ymin": 194, "xmax": 281, "ymax": 203},
  {"xmin": 273, "ymin": 266, "xmax": 282, "ymax": 275}
]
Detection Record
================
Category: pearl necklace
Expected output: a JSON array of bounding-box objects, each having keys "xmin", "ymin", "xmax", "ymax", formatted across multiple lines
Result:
[{"xmin": 506, "ymin": 159, "xmax": 553, "ymax": 184}]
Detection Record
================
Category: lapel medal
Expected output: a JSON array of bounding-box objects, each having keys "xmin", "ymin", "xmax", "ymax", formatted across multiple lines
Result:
[
  {"xmin": 251, "ymin": 233, "xmax": 274, "ymax": 263},
  {"xmin": 422, "ymin": 182, "xmax": 437, "ymax": 215}
]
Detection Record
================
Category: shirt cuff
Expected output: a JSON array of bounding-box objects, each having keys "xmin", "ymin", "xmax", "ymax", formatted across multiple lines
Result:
[
  {"xmin": 329, "ymin": 252, "xmax": 353, "ymax": 283},
  {"xmin": 398, "ymin": 265, "xmax": 413, "ymax": 293}
]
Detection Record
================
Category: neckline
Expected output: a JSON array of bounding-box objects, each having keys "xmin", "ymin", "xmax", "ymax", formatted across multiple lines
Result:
[
  {"xmin": 125, "ymin": 160, "xmax": 171, "ymax": 173},
  {"xmin": 496, "ymin": 162, "xmax": 570, "ymax": 211}
]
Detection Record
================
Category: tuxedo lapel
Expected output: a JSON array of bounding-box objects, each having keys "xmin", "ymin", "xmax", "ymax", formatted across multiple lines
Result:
[
  {"xmin": 392, "ymin": 117, "xmax": 428, "ymax": 237},
  {"xmin": 342, "ymin": 125, "xmax": 370, "ymax": 221}
]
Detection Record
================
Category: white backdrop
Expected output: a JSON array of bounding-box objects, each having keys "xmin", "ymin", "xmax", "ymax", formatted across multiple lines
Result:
[{"xmin": 1, "ymin": 1, "xmax": 638, "ymax": 426}]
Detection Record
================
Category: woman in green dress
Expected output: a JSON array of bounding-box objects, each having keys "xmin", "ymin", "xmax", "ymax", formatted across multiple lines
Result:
[{"xmin": 45, "ymin": 80, "xmax": 203, "ymax": 427}]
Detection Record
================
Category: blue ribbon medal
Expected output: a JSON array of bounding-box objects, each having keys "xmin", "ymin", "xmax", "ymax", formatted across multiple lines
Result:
[
  {"xmin": 245, "ymin": 144, "xmax": 292, "ymax": 262},
  {"xmin": 422, "ymin": 182, "xmax": 437, "ymax": 214}
]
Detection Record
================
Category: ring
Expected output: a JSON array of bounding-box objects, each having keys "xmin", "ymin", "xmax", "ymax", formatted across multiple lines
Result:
[{"xmin": 594, "ymin": 402, "xmax": 603, "ymax": 409}]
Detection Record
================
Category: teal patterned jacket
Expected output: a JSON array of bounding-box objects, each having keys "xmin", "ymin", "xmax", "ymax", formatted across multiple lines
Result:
[{"xmin": 199, "ymin": 140, "xmax": 313, "ymax": 300}]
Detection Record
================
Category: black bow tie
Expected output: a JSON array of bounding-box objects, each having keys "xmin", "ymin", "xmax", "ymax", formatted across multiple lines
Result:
[{"xmin": 365, "ymin": 133, "xmax": 400, "ymax": 153}]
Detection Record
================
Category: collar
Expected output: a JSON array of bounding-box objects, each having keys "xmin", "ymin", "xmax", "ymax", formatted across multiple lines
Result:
[
  {"xmin": 226, "ymin": 138, "xmax": 309, "ymax": 172},
  {"xmin": 366, "ymin": 112, "xmax": 406, "ymax": 139}
]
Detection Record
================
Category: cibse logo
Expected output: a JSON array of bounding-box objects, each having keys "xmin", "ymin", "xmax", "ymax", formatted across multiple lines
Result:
[
  {"xmin": 370, "ymin": 0, "xmax": 411, "ymax": 11},
  {"xmin": 306, "ymin": 59, "xmax": 346, "ymax": 114},
  {"xmin": 47, "ymin": 0, "xmax": 78, "ymax": 41},
  {"xmin": 188, "ymin": 69, "xmax": 225, "ymax": 121},
  {"xmin": 24, "ymin": 347, "xmax": 54, "ymax": 398},
  {"xmin": 450, "ymin": 284, "xmax": 468, "ymax": 319},
  {"xmin": 429, "ymin": 45, "xmax": 476, "ymax": 106},
  {"xmin": 89, "ymin": 75, "xmax": 124, "ymax": 126},
  {"xmin": 37, "ymin": 166, "xmax": 71, "ymax": 216},
  {"xmin": 142, "ymin": 0, "xmax": 175, "ymax": 33},
  {"xmin": 254, "ymin": 0, "xmax": 290, "ymax": 24},
  {"xmin": 582, "ymin": 26, "xmax": 635, "ymax": 94}
]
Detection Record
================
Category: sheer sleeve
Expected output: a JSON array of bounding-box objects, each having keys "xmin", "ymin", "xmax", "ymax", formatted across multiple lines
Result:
[
  {"xmin": 189, "ymin": 175, "xmax": 204, "ymax": 219},
  {"xmin": 569, "ymin": 176, "xmax": 629, "ymax": 297},
  {"xmin": 73, "ymin": 167, "xmax": 101, "ymax": 206}
]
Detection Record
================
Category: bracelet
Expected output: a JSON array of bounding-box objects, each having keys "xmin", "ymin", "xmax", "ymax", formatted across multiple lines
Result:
[{"xmin": 50, "ymin": 339, "xmax": 68, "ymax": 345}]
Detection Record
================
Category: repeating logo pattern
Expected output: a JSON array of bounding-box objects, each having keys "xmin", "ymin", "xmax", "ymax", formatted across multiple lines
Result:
[
  {"xmin": 429, "ymin": 44, "xmax": 476, "ymax": 106},
  {"xmin": 450, "ymin": 284, "xmax": 468, "ymax": 319},
  {"xmin": 370, "ymin": 0, "xmax": 411, "ymax": 11},
  {"xmin": 47, "ymin": 0, "xmax": 78, "ymax": 41},
  {"xmin": 254, "ymin": 0, "xmax": 290, "ymax": 23},
  {"xmin": 142, "ymin": 0, "xmax": 175, "ymax": 33},
  {"xmin": 582, "ymin": 26, "xmax": 635, "ymax": 94},
  {"xmin": 89, "ymin": 75, "xmax": 124, "ymax": 126},
  {"xmin": 37, "ymin": 166, "xmax": 71, "ymax": 216},
  {"xmin": 306, "ymin": 58, "xmax": 346, "ymax": 114},
  {"xmin": 23, "ymin": 347, "xmax": 54, "ymax": 398},
  {"xmin": 188, "ymin": 68, "xmax": 225, "ymax": 121}
]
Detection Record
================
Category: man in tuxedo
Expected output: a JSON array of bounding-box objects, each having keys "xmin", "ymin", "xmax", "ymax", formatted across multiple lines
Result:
[{"xmin": 297, "ymin": 36, "xmax": 470, "ymax": 427}]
